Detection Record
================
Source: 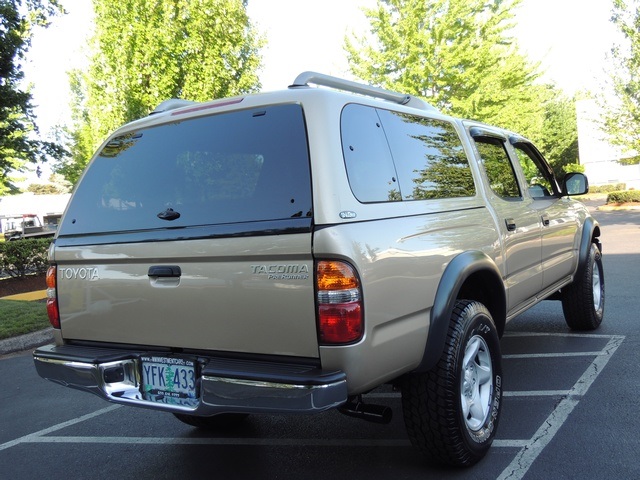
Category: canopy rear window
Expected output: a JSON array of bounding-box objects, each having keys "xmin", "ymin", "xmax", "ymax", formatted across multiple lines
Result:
[{"xmin": 59, "ymin": 104, "xmax": 312, "ymax": 238}]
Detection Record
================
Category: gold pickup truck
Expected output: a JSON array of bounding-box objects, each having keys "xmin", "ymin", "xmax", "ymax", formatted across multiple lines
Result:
[{"xmin": 33, "ymin": 73, "xmax": 603, "ymax": 467}]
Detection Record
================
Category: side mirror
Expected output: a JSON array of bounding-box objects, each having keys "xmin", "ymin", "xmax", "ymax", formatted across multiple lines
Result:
[{"xmin": 563, "ymin": 172, "xmax": 589, "ymax": 196}]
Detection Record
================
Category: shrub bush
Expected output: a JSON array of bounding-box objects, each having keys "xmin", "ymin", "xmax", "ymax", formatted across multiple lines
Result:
[
  {"xmin": 0, "ymin": 238, "xmax": 50, "ymax": 278},
  {"xmin": 590, "ymin": 183, "xmax": 627, "ymax": 194},
  {"xmin": 607, "ymin": 190, "xmax": 640, "ymax": 204}
]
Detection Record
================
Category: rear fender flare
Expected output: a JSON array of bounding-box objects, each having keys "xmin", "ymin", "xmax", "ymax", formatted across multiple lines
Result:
[{"xmin": 415, "ymin": 251, "xmax": 505, "ymax": 372}]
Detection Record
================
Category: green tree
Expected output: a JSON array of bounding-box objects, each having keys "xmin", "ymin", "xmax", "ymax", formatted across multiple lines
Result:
[
  {"xmin": 58, "ymin": 0, "xmax": 263, "ymax": 185},
  {"xmin": 539, "ymin": 93, "xmax": 580, "ymax": 179},
  {"xmin": 563, "ymin": 163, "xmax": 585, "ymax": 174},
  {"xmin": 0, "ymin": 0, "xmax": 65, "ymax": 195},
  {"xmin": 26, "ymin": 172, "xmax": 71, "ymax": 194},
  {"xmin": 602, "ymin": 0, "xmax": 640, "ymax": 164},
  {"xmin": 344, "ymin": 0, "xmax": 547, "ymax": 139}
]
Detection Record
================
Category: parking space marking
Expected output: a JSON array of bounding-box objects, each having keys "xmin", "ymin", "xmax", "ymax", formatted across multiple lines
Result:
[
  {"xmin": 497, "ymin": 334, "xmax": 624, "ymax": 480},
  {"xmin": 494, "ymin": 439, "xmax": 529, "ymax": 448},
  {"xmin": 502, "ymin": 331, "xmax": 619, "ymax": 340},
  {"xmin": 17, "ymin": 434, "xmax": 530, "ymax": 449},
  {"xmin": 23, "ymin": 436, "xmax": 413, "ymax": 447},
  {"xmin": 1, "ymin": 333, "xmax": 624, "ymax": 480},
  {"xmin": 503, "ymin": 390, "xmax": 570, "ymax": 397},
  {"xmin": 503, "ymin": 352, "xmax": 605, "ymax": 358},
  {"xmin": 0, "ymin": 404, "xmax": 121, "ymax": 452}
]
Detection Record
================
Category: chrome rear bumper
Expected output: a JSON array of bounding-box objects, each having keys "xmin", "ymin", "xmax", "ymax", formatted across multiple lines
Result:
[{"xmin": 33, "ymin": 344, "xmax": 347, "ymax": 415}]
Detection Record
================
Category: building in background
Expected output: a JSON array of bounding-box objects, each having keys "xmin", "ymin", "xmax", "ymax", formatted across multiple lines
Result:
[{"xmin": 576, "ymin": 99, "xmax": 640, "ymax": 189}]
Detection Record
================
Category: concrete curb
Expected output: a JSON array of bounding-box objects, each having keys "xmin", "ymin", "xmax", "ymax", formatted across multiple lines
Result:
[
  {"xmin": 596, "ymin": 205, "xmax": 640, "ymax": 211},
  {"xmin": 0, "ymin": 290, "xmax": 47, "ymax": 301},
  {"xmin": 0, "ymin": 328, "xmax": 54, "ymax": 356}
]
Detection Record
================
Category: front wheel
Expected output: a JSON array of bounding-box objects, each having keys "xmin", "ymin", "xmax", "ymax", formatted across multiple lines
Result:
[
  {"xmin": 401, "ymin": 300, "xmax": 502, "ymax": 467},
  {"xmin": 561, "ymin": 242, "xmax": 604, "ymax": 330}
]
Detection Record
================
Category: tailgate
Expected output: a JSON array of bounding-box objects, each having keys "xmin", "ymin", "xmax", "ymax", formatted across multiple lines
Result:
[
  {"xmin": 51, "ymin": 102, "xmax": 316, "ymax": 358},
  {"xmin": 55, "ymin": 233, "xmax": 318, "ymax": 358}
]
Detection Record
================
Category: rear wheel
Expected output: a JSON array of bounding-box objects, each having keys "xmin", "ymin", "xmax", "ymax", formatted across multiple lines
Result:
[
  {"xmin": 401, "ymin": 300, "xmax": 502, "ymax": 467},
  {"xmin": 561, "ymin": 242, "xmax": 604, "ymax": 330},
  {"xmin": 173, "ymin": 413, "xmax": 249, "ymax": 430}
]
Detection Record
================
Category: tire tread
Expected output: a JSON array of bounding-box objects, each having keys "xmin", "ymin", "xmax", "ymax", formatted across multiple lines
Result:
[
  {"xmin": 562, "ymin": 243, "xmax": 604, "ymax": 331},
  {"xmin": 401, "ymin": 301, "xmax": 498, "ymax": 467}
]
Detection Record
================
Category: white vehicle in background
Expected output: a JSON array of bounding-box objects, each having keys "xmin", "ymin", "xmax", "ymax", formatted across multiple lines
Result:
[{"xmin": 3, "ymin": 214, "xmax": 57, "ymax": 241}]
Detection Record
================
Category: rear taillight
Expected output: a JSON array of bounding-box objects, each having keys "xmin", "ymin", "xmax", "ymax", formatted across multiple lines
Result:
[
  {"xmin": 46, "ymin": 265, "xmax": 60, "ymax": 329},
  {"xmin": 316, "ymin": 261, "xmax": 363, "ymax": 345}
]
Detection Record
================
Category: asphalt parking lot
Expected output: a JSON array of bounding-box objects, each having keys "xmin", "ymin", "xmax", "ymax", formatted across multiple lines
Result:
[
  {"xmin": 0, "ymin": 331, "xmax": 627, "ymax": 479},
  {"xmin": 1, "ymin": 207, "xmax": 638, "ymax": 479}
]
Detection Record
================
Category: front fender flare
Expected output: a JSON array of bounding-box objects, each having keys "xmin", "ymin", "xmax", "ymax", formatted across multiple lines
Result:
[{"xmin": 575, "ymin": 216, "xmax": 601, "ymax": 281}]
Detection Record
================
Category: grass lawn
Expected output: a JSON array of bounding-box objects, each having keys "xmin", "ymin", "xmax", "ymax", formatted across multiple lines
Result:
[{"xmin": 0, "ymin": 300, "xmax": 50, "ymax": 340}]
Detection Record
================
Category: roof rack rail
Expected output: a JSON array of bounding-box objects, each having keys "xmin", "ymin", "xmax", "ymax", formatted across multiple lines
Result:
[
  {"xmin": 151, "ymin": 98, "xmax": 198, "ymax": 115},
  {"xmin": 290, "ymin": 71, "xmax": 437, "ymax": 112}
]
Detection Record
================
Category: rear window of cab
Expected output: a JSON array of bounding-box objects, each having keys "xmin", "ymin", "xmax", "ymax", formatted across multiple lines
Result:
[
  {"xmin": 59, "ymin": 104, "xmax": 312, "ymax": 238},
  {"xmin": 341, "ymin": 104, "xmax": 475, "ymax": 203}
]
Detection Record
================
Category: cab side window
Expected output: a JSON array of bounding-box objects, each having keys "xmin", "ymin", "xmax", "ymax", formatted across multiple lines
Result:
[
  {"xmin": 474, "ymin": 137, "xmax": 521, "ymax": 199},
  {"xmin": 512, "ymin": 144, "xmax": 558, "ymax": 198}
]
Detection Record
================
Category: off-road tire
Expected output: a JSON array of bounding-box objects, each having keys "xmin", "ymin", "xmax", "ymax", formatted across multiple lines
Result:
[
  {"xmin": 401, "ymin": 300, "xmax": 502, "ymax": 467},
  {"xmin": 561, "ymin": 243, "xmax": 604, "ymax": 331},
  {"xmin": 173, "ymin": 413, "xmax": 249, "ymax": 430}
]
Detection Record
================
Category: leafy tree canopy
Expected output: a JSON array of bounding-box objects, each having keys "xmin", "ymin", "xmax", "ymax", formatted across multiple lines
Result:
[
  {"xmin": 539, "ymin": 92, "xmax": 580, "ymax": 178},
  {"xmin": 346, "ymin": 0, "xmax": 539, "ymax": 131},
  {"xmin": 26, "ymin": 172, "xmax": 71, "ymax": 194},
  {"xmin": 58, "ymin": 0, "xmax": 264, "ymax": 185},
  {"xmin": 0, "ymin": 0, "xmax": 65, "ymax": 195},
  {"xmin": 345, "ymin": 0, "xmax": 578, "ymax": 177},
  {"xmin": 601, "ymin": 0, "xmax": 640, "ymax": 164}
]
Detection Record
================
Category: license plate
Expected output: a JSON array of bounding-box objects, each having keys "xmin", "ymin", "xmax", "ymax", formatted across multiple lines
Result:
[{"xmin": 140, "ymin": 355, "xmax": 198, "ymax": 407}]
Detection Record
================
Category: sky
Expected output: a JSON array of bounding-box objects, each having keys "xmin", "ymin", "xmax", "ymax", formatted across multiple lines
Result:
[{"xmin": 19, "ymin": 0, "xmax": 621, "ymax": 182}]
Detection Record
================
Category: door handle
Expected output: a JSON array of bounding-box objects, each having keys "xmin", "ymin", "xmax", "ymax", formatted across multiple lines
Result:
[
  {"xmin": 505, "ymin": 218, "xmax": 517, "ymax": 232},
  {"xmin": 148, "ymin": 265, "xmax": 182, "ymax": 277}
]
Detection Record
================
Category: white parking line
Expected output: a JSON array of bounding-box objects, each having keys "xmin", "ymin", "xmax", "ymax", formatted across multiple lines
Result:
[
  {"xmin": 503, "ymin": 390, "xmax": 570, "ymax": 397},
  {"xmin": 502, "ymin": 331, "xmax": 616, "ymax": 339},
  {"xmin": 497, "ymin": 334, "xmax": 624, "ymax": 480},
  {"xmin": 17, "ymin": 434, "xmax": 530, "ymax": 449},
  {"xmin": 0, "ymin": 405, "xmax": 121, "ymax": 452},
  {"xmin": 494, "ymin": 439, "xmax": 530, "ymax": 448},
  {"xmin": 503, "ymin": 352, "xmax": 605, "ymax": 358},
  {"xmin": 23, "ymin": 436, "xmax": 413, "ymax": 447},
  {"xmin": 1, "ymin": 333, "xmax": 624, "ymax": 480}
]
